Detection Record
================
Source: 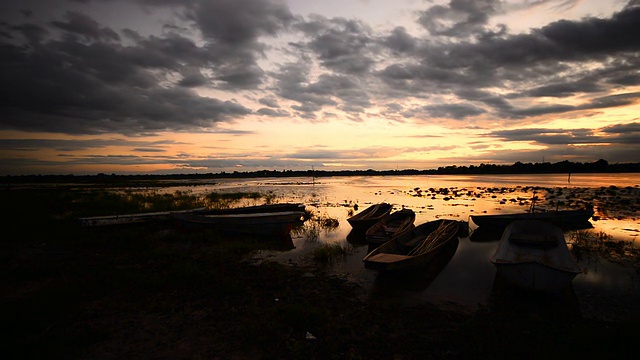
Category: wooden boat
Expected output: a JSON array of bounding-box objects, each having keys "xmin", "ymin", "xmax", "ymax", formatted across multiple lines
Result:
[
  {"xmin": 469, "ymin": 209, "xmax": 594, "ymax": 232},
  {"xmin": 347, "ymin": 203, "xmax": 393, "ymax": 231},
  {"xmin": 363, "ymin": 219, "xmax": 460, "ymax": 272},
  {"xmin": 78, "ymin": 207, "xmax": 207, "ymax": 227},
  {"xmin": 365, "ymin": 208, "xmax": 416, "ymax": 246},
  {"xmin": 78, "ymin": 203, "xmax": 305, "ymax": 227},
  {"xmin": 490, "ymin": 220, "xmax": 582, "ymax": 293},
  {"xmin": 171, "ymin": 210, "xmax": 304, "ymax": 237}
]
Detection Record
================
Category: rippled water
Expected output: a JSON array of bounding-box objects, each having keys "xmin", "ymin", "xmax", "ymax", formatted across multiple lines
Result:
[{"xmin": 173, "ymin": 173, "xmax": 640, "ymax": 320}]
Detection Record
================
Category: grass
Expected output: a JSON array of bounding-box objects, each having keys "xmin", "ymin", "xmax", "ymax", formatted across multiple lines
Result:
[
  {"xmin": 311, "ymin": 242, "xmax": 354, "ymax": 264},
  {"xmin": 293, "ymin": 212, "xmax": 340, "ymax": 243}
]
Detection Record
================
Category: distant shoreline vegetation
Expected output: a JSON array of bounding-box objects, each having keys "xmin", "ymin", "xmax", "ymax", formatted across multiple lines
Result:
[{"xmin": 3, "ymin": 159, "xmax": 640, "ymax": 184}]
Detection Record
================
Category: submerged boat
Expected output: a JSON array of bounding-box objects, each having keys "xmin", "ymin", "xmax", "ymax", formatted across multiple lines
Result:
[
  {"xmin": 78, "ymin": 207, "xmax": 207, "ymax": 227},
  {"xmin": 347, "ymin": 203, "xmax": 393, "ymax": 232},
  {"xmin": 363, "ymin": 219, "xmax": 461, "ymax": 272},
  {"xmin": 469, "ymin": 209, "xmax": 594, "ymax": 233},
  {"xmin": 490, "ymin": 220, "xmax": 582, "ymax": 292},
  {"xmin": 171, "ymin": 210, "xmax": 305, "ymax": 237},
  {"xmin": 365, "ymin": 208, "xmax": 416, "ymax": 246}
]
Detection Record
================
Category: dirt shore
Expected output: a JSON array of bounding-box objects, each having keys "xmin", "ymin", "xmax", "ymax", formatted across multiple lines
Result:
[{"xmin": 3, "ymin": 218, "xmax": 639, "ymax": 360}]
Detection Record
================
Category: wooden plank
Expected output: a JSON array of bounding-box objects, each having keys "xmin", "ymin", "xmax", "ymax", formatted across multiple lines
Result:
[{"xmin": 367, "ymin": 253, "xmax": 411, "ymax": 263}]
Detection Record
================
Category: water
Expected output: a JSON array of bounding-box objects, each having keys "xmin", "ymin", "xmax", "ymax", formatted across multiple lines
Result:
[{"xmin": 170, "ymin": 173, "xmax": 640, "ymax": 319}]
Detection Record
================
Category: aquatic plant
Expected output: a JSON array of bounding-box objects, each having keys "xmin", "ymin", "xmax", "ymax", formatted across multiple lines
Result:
[
  {"xmin": 569, "ymin": 229, "xmax": 639, "ymax": 269},
  {"xmin": 294, "ymin": 212, "xmax": 340, "ymax": 242},
  {"xmin": 311, "ymin": 242, "xmax": 354, "ymax": 264}
]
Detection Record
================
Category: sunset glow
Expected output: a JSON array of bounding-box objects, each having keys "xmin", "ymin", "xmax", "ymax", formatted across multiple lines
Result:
[{"xmin": 0, "ymin": 0, "xmax": 639, "ymax": 175}]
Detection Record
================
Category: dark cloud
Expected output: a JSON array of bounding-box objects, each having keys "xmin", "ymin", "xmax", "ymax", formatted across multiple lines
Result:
[
  {"xmin": 486, "ymin": 123, "xmax": 640, "ymax": 154},
  {"xmin": 294, "ymin": 16, "xmax": 376, "ymax": 75},
  {"xmin": 376, "ymin": 4, "xmax": 640, "ymax": 121},
  {"xmin": 179, "ymin": 0, "xmax": 295, "ymax": 87},
  {"xmin": 258, "ymin": 97, "xmax": 280, "ymax": 108},
  {"xmin": 417, "ymin": 0, "xmax": 503, "ymax": 38},
  {"xmin": 381, "ymin": 27, "xmax": 416, "ymax": 55},
  {"xmin": 488, "ymin": 128, "xmax": 600, "ymax": 145},
  {"xmin": 0, "ymin": 5, "xmax": 261, "ymax": 135},
  {"xmin": 0, "ymin": 137, "xmax": 185, "ymax": 151},
  {"xmin": 256, "ymin": 108, "xmax": 290, "ymax": 117},
  {"xmin": 0, "ymin": 0, "xmax": 639, "ymax": 173},
  {"xmin": 539, "ymin": 5, "xmax": 640, "ymax": 55},
  {"xmin": 525, "ymin": 81, "xmax": 603, "ymax": 98},
  {"xmin": 51, "ymin": 11, "xmax": 120, "ymax": 42},
  {"xmin": 185, "ymin": 0, "xmax": 294, "ymax": 45},
  {"xmin": 601, "ymin": 122, "xmax": 640, "ymax": 134},
  {"xmin": 271, "ymin": 61, "xmax": 340, "ymax": 119},
  {"xmin": 411, "ymin": 103, "xmax": 486, "ymax": 119}
]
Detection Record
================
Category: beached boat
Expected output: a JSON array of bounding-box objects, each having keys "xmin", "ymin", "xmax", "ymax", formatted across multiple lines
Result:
[
  {"xmin": 365, "ymin": 208, "xmax": 416, "ymax": 246},
  {"xmin": 171, "ymin": 210, "xmax": 305, "ymax": 237},
  {"xmin": 490, "ymin": 220, "xmax": 582, "ymax": 293},
  {"xmin": 363, "ymin": 219, "xmax": 461, "ymax": 272},
  {"xmin": 78, "ymin": 207, "xmax": 207, "ymax": 227},
  {"xmin": 347, "ymin": 202, "xmax": 393, "ymax": 231},
  {"xmin": 469, "ymin": 209, "xmax": 594, "ymax": 233}
]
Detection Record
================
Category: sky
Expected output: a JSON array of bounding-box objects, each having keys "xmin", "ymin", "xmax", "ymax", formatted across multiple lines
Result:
[{"xmin": 0, "ymin": 0, "xmax": 639, "ymax": 175}]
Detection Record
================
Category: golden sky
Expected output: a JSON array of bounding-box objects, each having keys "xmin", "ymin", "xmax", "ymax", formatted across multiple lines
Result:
[{"xmin": 0, "ymin": 0, "xmax": 639, "ymax": 175}]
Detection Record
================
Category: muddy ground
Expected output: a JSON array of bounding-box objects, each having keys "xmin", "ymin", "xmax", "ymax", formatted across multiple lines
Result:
[{"xmin": 3, "ymin": 217, "xmax": 639, "ymax": 360}]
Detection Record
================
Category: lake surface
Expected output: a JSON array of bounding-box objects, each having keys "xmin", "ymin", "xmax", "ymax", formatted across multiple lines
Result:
[{"xmin": 169, "ymin": 173, "xmax": 640, "ymax": 320}]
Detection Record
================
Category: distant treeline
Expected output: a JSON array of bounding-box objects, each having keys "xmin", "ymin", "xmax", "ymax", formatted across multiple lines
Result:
[{"xmin": 3, "ymin": 159, "xmax": 640, "ymax": 184}]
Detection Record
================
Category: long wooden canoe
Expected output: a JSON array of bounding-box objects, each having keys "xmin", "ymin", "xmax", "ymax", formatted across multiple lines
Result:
[
  {"xmin": 171, "ymin": 210, "xmax": 304, "ymax": 237},
  {"xmin": 78, "ymin": 207, "xmax": 207, "ymax": 227},
  {"xmin": 470, "ymin": 209, "xmax": 594, "ymax": 233}
]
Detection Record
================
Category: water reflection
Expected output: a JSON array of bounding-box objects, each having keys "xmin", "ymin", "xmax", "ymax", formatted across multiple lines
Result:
[
  {"xmin": 488, "ymin": 273, "xmax": 582, "ymax": 320},
  {"xmin": 468, "ymin": 227, "xmax": 503, "ymax": 242},
  {"xmin": 345, "ymin": 228, "xmax": 367, "ymax": 245},
  {"xmin": 368, "ymin": 237, "xmax": 459, "ymax": 297}
]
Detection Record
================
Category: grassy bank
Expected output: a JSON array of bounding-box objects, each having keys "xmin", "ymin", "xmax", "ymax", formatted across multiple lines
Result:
[{"xmin": 2, "ymin": 187, "xmax": 639, "ymax": 359}]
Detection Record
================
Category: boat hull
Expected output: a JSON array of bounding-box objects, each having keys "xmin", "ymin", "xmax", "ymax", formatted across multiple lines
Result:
[
  {"xmin": 494, "ymin": 262, "xmax": 579, "ymax": 293},
  {"xmin": 347, "ymin": 203, "xmax": 393, "ymax": 231},
  {"xmin": 78, "ymin": 207, "xmax": 207, "ymax": 226},
  {"xmin": 470, "ymin": 209, "xmax": 594, "ymax": 232},
  {"xmin": 171, "ymin": 211, "xmax": 304, "ymax": 237},
  {"xmin": 363, "ymin": 219, "xmax": 460, "ymax": 272},
  {"xmin": 490, "ymin": 220, "xmax": 582, "ymax": 293},
  {"xmin": 365, "ymin": 208, "xmax": 416, "ymax": 245}
]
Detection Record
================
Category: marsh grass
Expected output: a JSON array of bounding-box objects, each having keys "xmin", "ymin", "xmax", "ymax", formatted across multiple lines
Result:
[
  {"xmin": 294, "ymin": 212, "xmax": 340, "ymax": 243},
  {"xmin": 311, "ymin": 241, "xmax": 354, "ymax": 264},
  {"xmin": 569, "ymin": 229, "xmax": 639, "ymax": 267},
  {"xmin": 204, "ymin": 191, "xmax": 263, "ymax": 208}
]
